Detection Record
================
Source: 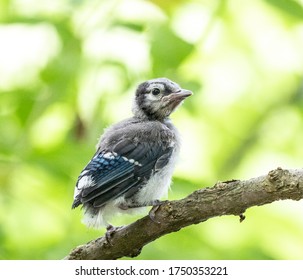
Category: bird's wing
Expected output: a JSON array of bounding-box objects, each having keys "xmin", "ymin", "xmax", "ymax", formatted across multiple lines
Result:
[{"xmin": 72, "ymin": 139, "xmax": 173, "ymax": 208}]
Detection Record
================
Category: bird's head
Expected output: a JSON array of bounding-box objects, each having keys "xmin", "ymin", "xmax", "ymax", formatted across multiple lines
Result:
[{"xmin": 132, "ymin": 78, "xmax": 192, "ymax": 121}]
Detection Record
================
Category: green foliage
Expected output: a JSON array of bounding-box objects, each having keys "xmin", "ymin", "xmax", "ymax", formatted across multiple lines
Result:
[
  {"xmin": 265, "ymin": 0, "xmax": 303, "ymax": 19},
  {"xmin": 1, "ymin": 0, "xmax": 303, "ymax": 259}
]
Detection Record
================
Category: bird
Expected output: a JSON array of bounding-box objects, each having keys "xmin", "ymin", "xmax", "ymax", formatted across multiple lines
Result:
[{"xmin": 72, "ymin": 77, "xmax": 192, "ymax": 231}]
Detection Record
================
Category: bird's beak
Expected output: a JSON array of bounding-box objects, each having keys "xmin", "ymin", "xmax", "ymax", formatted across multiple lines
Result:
[
  {"xmin": 168, "ymin": 89, "xmax": 193, "ymax": 104},
  {"xmin": 176, "ymin": 89, "xmax": 193, "ymax": 99},
  {"xmin": 162, "ymin": 88, "xmax": 192, "ymax": 113}
]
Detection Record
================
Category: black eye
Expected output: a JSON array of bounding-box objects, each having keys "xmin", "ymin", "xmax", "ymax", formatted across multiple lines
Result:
[{"xmin": 151, "ymin": 88, "xmax": 160, "ymax": 95}]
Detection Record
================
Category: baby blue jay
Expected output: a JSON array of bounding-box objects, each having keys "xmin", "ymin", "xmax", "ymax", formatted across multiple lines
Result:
[{"xmin": 72, "ymin": 78, "xmax": 192, "ymax": 230}]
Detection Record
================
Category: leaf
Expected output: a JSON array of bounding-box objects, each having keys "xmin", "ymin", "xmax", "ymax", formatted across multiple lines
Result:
[
  {"xmin": 265, "ymin": 0, "xmax": 303, "ymax": 20},
  {"xmin": 150, "ymin": 26, "xmax": 194, "ymax": 76}
]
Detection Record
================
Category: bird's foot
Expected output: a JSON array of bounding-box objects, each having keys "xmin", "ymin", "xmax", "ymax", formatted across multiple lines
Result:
[
  {"xmin": 105, "ymin": 224, "xmax": 123, "ymax": 245},
  {"xmin": 148, "ymin": 200, "xmax": 168, "ymax": 223}
]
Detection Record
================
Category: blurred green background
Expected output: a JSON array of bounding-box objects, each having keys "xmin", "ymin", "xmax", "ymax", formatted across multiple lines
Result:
[{"xmin": 1, "ymin": 0, "xmax": 303, "ymax": 260}]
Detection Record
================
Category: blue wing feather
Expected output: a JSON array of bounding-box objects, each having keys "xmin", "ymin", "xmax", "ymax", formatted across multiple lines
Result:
[
  {"xmin": 77, "ymin": 152, "xmax": 135, "ymax": 196},
  {"xmin": 72, "ymin": 140, "xmax": 172, "ymax": 209}
]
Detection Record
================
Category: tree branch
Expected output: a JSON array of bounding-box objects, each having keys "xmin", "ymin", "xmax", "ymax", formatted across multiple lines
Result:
[{"xmin": 64, "ymin": 167, "xmax": 303, "ymax": 260}]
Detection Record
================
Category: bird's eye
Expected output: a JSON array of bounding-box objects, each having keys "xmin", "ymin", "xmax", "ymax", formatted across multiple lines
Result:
[{"xmin": 152, "ymin": 88, "xmax": 160, "ymax": 95}]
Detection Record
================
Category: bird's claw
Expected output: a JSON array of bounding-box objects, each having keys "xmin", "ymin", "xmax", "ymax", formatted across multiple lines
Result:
[
  {"xmin": 105, "ymin": 224, "xmax": 123, "ymax": 245},
  {"xmin": 149, "ymin": 205, "xmax": 161, "ymax": 223},
  {"xmin": 148, "ymin": 200, "xmax": 168, "ymax": 224}
]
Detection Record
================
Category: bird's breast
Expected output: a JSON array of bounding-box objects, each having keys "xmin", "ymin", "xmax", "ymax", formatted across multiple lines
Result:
[{"xmin": 131, "ymin": 142, "xmax": 180, "ymax": 204}]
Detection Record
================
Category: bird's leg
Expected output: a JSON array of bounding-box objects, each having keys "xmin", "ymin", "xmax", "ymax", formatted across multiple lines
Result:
[
  {"xmin": 118, "ymin": 200, "xmax": 168, "ymax": 223},
  {"xmin": 118, "ymin": 199, "xmax": 167, "ymax": 209},
  {"xmin": 105, "ymin": 224, "xmax": 124, "ymax": 245}
]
